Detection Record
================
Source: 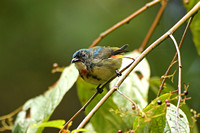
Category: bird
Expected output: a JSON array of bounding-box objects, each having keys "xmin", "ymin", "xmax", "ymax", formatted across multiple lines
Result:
[{"xmin": 71, "ymin": 44, "xmax": 128, "ymax": 89}]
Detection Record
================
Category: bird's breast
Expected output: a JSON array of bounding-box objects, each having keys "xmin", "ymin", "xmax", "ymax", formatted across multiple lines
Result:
[{"xmin": 80, "ymin": 69, "xmax": 88, "ymax": 76}]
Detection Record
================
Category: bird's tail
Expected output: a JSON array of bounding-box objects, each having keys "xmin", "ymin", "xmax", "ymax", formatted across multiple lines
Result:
[{"xmin": 111, "ymin": 44, "xmax": 128, "ymax": 56}]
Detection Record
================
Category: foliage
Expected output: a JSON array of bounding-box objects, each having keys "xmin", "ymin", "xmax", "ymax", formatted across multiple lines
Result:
[
  {"xmin": 77, "ymin": 78, "xmax": 127, "ymax": 132},
  {"xmin": 30, "ymin": 120, "xmax": 65, "ymax": 129},
  {"xmin": 12, "ymin": 64, "xmax": 78, "ymax": 133},
  {"xmin": 165, "ymin": 104, "xmax": 190, "ymax": 133},
  {"xmin": 133, "ymin": 93, "xmax": 190, "ymax": 133},
  {"xmin": 1, "ymin": 1, "xmax": 199, "ymax": 133},
  {"xmin": 110, "ymin": 51, "xmax": 150, "ymax": 127},
  {"xmin": 150, "ymin": 77, "xmax": 199, "ymax": 133},
  {"xmin": 133, "ymin": 93, "xmax": 171, "ymax": 132},
  {"xmin": 183, "ymin": 0, "xmax": 200, "ymax": 55}
]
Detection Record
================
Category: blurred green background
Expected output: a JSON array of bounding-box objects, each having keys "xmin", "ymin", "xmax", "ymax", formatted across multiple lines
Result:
[{"xmin": 0, "ymin": 0, "xmax": 199, "ymax": 132}]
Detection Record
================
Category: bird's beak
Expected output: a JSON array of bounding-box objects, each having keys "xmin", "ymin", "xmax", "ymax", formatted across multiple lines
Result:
[{"xmin": 71, "ymin": 58, "xmax": 80, "ymax": 63}]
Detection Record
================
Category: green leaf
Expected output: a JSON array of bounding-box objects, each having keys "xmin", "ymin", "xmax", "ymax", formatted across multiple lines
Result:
[
  {"xmin": 110, "ymin": 51, "xmax": 150, "ymax": 128},
  {"xmin": 149, "ymin": 77, "xmax": 199, "ymax": 132},
  {"xmin": 12, "ymin": 64, "xmax": 79, "ymax": 133},
  {"xmin": 133, "ymin": 93, "xmax": 171, "ymax": 133},
  {"xmin": 183, "ymin": 0, "xmax": 199, "ymax": 12},
  {"xmin": 77, "ymin": 78, "xmax": 127, "ymax": 133},
  {"xmin": 180, "ymin": 104, "xmax": 199, "ymax": 133},
  {"xmin": 149, "ymin": 77, "xmax": 175, "ymax": 95},
  {"xmin": 31, "ymin": 120, "xmax": 65, "ymax": 129},
  {"xmin": 71, "ymin": 128, "xmax": 95, "ymax": 133},
  {"xmin": 183, "ymin": 1, "xmax": 200, "ymax": 55},
  {"xmin": 164, "ymin": 104, "xmax": 190, "ymax": 133},
  {"xmin": 83, "ymin": 123, "xmax": 95, "ymax": 133},
  {"xmin": 191, "ymin": 13, "xmax": 200, "ymax": 55}
]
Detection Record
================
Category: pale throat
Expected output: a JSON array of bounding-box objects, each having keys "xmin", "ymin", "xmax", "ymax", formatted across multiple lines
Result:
[{"xmin": 75, "ymin": 62, "xmax": 86, "ymax": 71}]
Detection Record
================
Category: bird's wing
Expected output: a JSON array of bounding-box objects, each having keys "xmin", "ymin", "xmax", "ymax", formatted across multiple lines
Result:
[
  {"xmin": 91, "ymin": 44, "xmax": 128, "ymax": 59},
  {"xmin": 110, "ymin": 44, "xmax": 128, "ymax": 56}
]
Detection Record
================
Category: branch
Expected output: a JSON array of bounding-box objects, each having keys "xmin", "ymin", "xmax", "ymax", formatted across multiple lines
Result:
[
  {"xmin": 116, "ymin": 89, "xmax": 140, "ymax": 112},
  {"xmin": 157, "ymin": 16, "xmax": 194, "ymax": 97},
  {"xmin": 76, "ymin": 2, "xmax": 200, "ymax": 130},
  {"xmin": 59, "ymin": 60, "xmax": 134, "ymax": 132},
  {"xmin": 89, "ymin": 0, "xmax": 160, "ymax": 48},
  {"xmin": 59, "ymin": 92, "xmax": 99, "ymax": 133},
  {"xmin": 0, "ymin": 106, "xmax": 22, "ymax": 132},
  {"xmin": 139, "ymin": 0, "xmax": 168, "ymax": 52},
  {"xmin": 169, "ymin": 34, "xmax": 182, "ymax": 133}
]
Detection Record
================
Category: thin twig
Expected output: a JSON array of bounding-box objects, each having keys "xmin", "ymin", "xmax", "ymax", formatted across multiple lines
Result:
[
  {"xmin": 89, "ymin": 0, "xmax": 160, "ymax": 48},
  {"xmin": 59, "ymin": 60, "xmax": 134, "ymax": 133},
  {"xmin": 157, "ymin": 16, "xmax": 194, "ymax": 97},
  {"xmin": 116, "ymin": 89, "xmax": 141, "ymax": 112},
  {"xmin": 59, "ymin": 91, "xmax": 99, "ymax": 133},
  {"xmin": 0, "ymin": 106, "xmax": 22, "ymax": 132},
  {"xmin": 139, "ymin": 0, "xmax": 168, "ymax": 52},
  {"xmin": 169, "ymin": 34, "xmax": 182, "ymax": 133},
  {"xmin": 116, "ymin": 89, "xmax": 137, "ymax": 106},
  {"xmin": 0, "ymin": 106, "xmax": 22, "ymax": 120},
  {"xmin": 76, "ymin": 3, "xmax": 200, "ymax": 130},
  {"xmin": 76, "ymin": 84, "xmax": 118, "ymax": 130}
]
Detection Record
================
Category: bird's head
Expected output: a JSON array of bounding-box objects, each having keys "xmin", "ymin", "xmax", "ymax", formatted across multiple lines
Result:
[{"xmin": 71, "ymin": 49, "xmax": 90, "ymax": 63}]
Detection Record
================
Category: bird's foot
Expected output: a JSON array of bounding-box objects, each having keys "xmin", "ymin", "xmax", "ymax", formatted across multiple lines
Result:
[
  {"xmin": 96, "ymin": 84, "xmax": 103, "ymax": 94},
  {"xmin": 115, "ymin": 70, "xmax": 122, "ymax": 77}
]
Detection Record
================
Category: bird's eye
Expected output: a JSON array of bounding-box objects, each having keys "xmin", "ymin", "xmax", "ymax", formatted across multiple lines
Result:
[{"xmin": 82, "ymin": 53, "xmax": 86, "ymax": 57}]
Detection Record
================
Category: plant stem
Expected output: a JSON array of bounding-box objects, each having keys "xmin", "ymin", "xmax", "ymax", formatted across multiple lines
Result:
[
  {"xmin": 157, "ymin": 16, "xmax": 194, "ymax": 97},
  {"xmin": 116, "ymin": 89, "xmax": 140, "ymax": 112},
  {"xmin": 0, "ymin": 106, "xmax": 22, "ymax": 132},
  {"xmin": 60, "ymin": 60, "xmax": 134, "ymax": 132},
  {"xmin": 59, "ymin": 91, "xmax": 99, "ymax": 133},
  {"xmin": 139, "ymin": 0, "xmax": 168, "ymax": 52},
  {"xmin": 169, "ymin": 34, "xmax": 182, "ymax": 133},
  {"xmin": 76, "ymin": 2, "xmax": 200, "ymax": 130},
  {"xmin": 89, "ymin": 0, "xmax": 160, "ymax": 48},
  {"xmin": 0, "ymin": 106, "xmax": 22, "ymax": 120}
]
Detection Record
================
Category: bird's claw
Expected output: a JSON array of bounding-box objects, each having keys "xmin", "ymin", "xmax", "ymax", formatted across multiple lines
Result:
[
  {"xmin": 96, "ymin": 85, "xmax": 103, "ymax": 94},
  {"xmin": 115, "ymin": 70, "xmax": 122, "ymax": 77}
]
